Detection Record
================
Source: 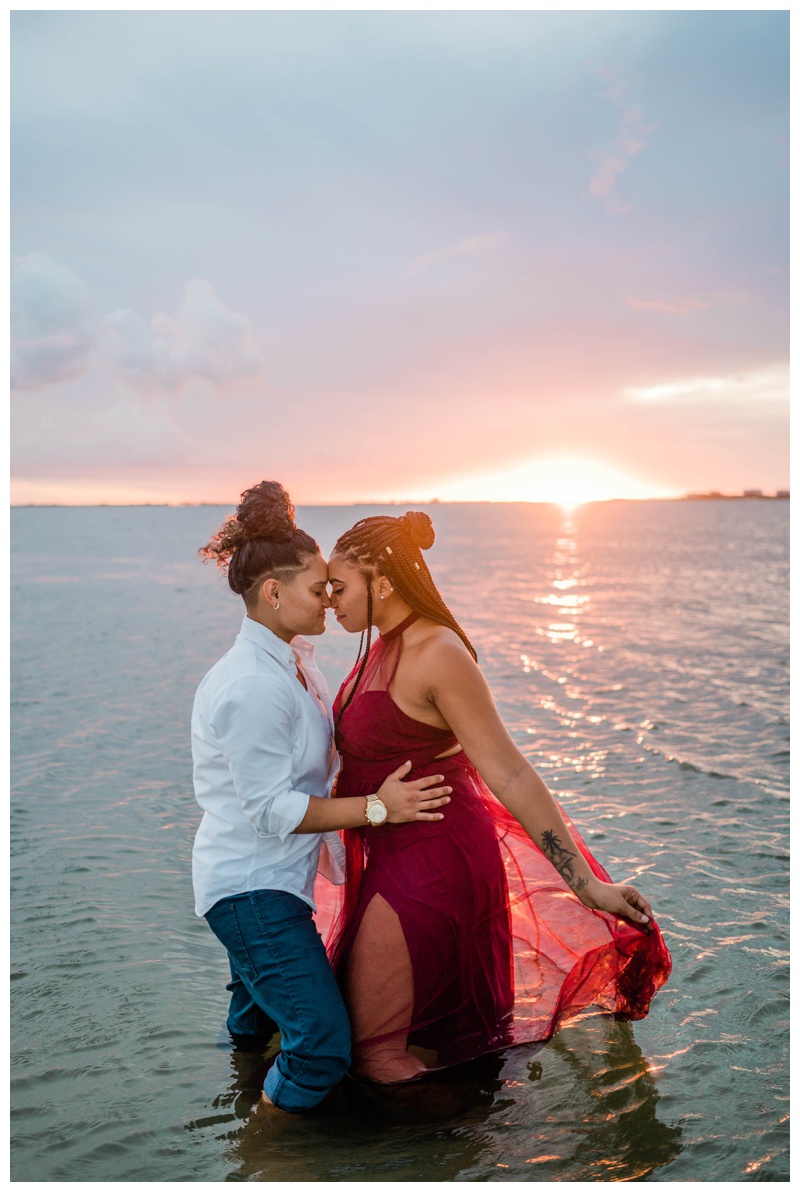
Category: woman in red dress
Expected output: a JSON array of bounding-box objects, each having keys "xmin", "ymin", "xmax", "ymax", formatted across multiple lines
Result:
[{"xmin": 323, "ymin": 511, "xmax": 671, "ymax": 1084}]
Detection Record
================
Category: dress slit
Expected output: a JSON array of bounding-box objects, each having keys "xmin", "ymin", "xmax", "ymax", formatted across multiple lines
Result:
[{"xmin": 341, "ymin": 893, "xmax": 428, "ymax": 1083}]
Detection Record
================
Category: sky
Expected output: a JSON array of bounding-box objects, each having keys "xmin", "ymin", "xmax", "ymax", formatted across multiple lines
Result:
[{"xmin": 10, "ymin": 9, "xmax": 789, "ymax": 506}]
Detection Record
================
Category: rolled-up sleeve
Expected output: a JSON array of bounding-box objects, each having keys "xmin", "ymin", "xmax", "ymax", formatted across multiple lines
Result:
[{"xmin": 211, "ymin": 674, "xmax": 310, "ymax": 841}]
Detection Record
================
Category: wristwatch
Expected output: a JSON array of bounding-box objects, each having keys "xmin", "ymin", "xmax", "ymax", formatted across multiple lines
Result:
[{"xmin": 365, "ymin": 793, "xmax": 388, "ymax": 827}]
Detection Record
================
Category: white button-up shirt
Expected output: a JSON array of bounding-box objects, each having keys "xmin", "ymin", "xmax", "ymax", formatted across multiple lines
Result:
[{"xmin": 191, "ymin": 615, "xmax": 342, "ymax": 917}]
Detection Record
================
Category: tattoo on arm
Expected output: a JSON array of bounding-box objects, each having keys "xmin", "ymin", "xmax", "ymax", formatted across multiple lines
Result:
[{"xmin": 541, "ymin": 829, "xmax": 588, "ymax": 895}]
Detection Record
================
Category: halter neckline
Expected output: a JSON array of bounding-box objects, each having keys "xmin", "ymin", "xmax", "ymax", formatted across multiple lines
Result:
[{"xmin": 381, "ymin": 610, "xmax": 419, "ymax": 643}]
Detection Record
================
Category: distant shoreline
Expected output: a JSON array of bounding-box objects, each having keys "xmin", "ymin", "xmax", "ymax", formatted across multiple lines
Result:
[{"xmin": 9, "ymin": 494, "xmax": 789, "ymax": 509}]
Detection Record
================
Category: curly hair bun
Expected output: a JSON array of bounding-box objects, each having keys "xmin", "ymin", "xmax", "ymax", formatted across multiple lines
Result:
[
  {"xmin": 236, "ymin": 480, "xmax": 297, "ymax": 543},
  {"xmin": 402, "ymin": 510, "xmax": 435, "ymax": 550}
]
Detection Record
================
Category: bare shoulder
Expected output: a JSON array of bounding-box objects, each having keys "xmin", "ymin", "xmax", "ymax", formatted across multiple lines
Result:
[{"xmin": 410, "ymin": 620, "xmax": 479, "ymax": 677}]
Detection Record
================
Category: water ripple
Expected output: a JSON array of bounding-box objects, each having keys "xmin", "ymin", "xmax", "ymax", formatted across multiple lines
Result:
[{"xmin": 10, "ymin": 501, "xmax": 788, "ymax": 1181}]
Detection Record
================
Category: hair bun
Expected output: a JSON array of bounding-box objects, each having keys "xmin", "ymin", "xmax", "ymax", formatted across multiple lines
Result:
[
  {"xmin": 236, "ymin": 480, "xmax": 296, "ymax": 543},
  {"xmin": 403, "ymin": 510, "xmax": 435, "ymax": 550}
]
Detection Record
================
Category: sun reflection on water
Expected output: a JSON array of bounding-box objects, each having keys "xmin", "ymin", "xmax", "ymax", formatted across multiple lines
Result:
[
  {"xmin": 517, "ymin": 509, "xmax": 616, "ymax": 786},
  {"xmin": 533, "ymin": 518, "xmax": 596, "ymax": 652}
]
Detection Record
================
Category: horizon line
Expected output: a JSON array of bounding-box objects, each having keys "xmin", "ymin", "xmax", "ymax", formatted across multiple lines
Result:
[{"xmin": 9, "ymin": 493, "xmax": 790, "ymax": 510}]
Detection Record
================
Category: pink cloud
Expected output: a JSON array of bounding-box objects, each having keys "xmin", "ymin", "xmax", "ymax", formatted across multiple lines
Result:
[
  {"xmin": 588, "ymin": 69, "xmax": 655, "ymax": 214},
  {"xmin": 588, "ymin": 156, "xmax": 627, "ymax": 200},
  {"xmin": 627, "ymin": 291, "xmax": 749, "ymax": 316},
  {"xmin": 405, "ymin": 232, "xmax": 510, "ymax": 276}
]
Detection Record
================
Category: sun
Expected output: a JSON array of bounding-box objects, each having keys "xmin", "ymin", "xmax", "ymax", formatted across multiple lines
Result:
[{"xmin": 430, "ymin": 454, "xmax": 671, "ymax": 507}]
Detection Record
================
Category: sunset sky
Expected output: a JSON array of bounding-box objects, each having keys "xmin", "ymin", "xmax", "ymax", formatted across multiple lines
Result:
[{"xmin": 11, "ymin": 9, "xmax": 789, "ymax": 506}]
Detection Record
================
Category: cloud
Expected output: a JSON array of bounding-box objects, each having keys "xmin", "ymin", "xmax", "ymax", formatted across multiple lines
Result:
[
  {"xmin": 11, "ymin": 252, "xmax": 97, "ymax": 389},
  {"xmin": 101, "ymin": 279, "xmax": 264, "ymax": 395},
  {"xmin": 589, "ymin": 157, "xmax": 628, "ymax": 201},
  {"xmin": 623, "ymin": 363, "xmax": 788, "ymax": 404},
  {"xmin": 626, "ymin": 290, "xmax": 749, "ymax": 316},
  {"xmin": 588, "ymin": 69, "xmax": 654, "ymax": 215},
  {"xmin": 11, "ymin": 258, "xmax": 265, "ymax": 397},
  {"xmin": 405, "ymin": 232, "xmax": 510, "ymax": 277}
]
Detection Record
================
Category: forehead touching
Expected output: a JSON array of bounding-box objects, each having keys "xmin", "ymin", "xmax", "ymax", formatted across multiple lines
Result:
[
  {"xmin": 296, "ymin": 553, "xmax": 328, "ymax": 583},
  {"xmin": 327, "ymin": 554, "xmax": 366, "ymax": 584}
]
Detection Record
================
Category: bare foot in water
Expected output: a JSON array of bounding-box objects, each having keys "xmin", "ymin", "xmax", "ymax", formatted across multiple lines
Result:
[
  {"xmin": 235, "ymin": 1090, "xmax": 301, "ymax": 1157},
  {"xmin": 356, "ymin": 1051, "xmax": 429, "ymax": 1085},
  {"xmin": 258, "ymin": 1090, "xmax": 295, "ymax": 1115}
]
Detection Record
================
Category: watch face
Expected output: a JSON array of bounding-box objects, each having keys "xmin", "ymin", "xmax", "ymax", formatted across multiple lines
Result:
[{"xmin": 367, "ymin": 801, "xmax": 387, "ymax": 824}]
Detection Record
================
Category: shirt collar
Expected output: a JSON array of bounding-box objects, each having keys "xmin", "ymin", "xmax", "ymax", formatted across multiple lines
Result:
[
  {"xmin": 238, "ymin": 615, "xmax": 298, "ymax": 671},
  {"xmin": 291, "ymin": 635, "xmax": 317, "ymax": 662}
]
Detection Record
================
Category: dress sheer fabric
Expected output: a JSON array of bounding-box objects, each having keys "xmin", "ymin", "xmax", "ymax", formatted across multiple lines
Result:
[{"xmin": 314, "ymin": 615, "xmax": 671, "ymax": 1082}]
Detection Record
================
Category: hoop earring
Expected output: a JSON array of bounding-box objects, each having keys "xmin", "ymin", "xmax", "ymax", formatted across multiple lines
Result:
[{"xmin": 274, "ymin": 603, "xmax": 280, "ymax": 610}]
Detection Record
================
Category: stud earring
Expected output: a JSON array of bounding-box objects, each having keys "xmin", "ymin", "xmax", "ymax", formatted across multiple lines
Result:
[{"xmin": 274, "ymin": 603, "xmax": 280, "ymax": 610}]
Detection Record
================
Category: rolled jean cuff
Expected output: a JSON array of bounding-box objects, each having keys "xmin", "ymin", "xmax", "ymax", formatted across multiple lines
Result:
[{"xmin": 264, "ymin": 1052, "xmax": 340, "ymax": 1113}]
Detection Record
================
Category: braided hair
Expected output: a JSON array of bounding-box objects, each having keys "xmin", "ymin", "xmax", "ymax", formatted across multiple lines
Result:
[
  {"xmin": 333, "ymin": 510, "xmax": 477, "ymax": 726},
  {"xmin": 199, "ymin": 480, "xmax": 319, "ymax": 606}
]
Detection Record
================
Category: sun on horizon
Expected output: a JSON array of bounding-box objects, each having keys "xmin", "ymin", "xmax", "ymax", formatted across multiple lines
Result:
[
  {"xmin": 9, "ymin": 455, "xmax": 679, "ymax": 509},
  {"xmin": 418, "ymin": 454, "xmax": 675, "ymax": 510}
]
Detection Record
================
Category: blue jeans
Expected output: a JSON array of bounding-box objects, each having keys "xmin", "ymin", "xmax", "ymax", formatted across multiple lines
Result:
[
  {"xmin": 205, "ymin": 889, "xmax": 351, "ymax": 1112},
  {"xmin": 223, "ymin": 955, "xmax": 279, "ymax": 1045}
]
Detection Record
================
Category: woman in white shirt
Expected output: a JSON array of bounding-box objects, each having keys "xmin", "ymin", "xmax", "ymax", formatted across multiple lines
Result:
[{"xmin": 192, "ymin": 481, "xmax": 451, "ymax": 1113}]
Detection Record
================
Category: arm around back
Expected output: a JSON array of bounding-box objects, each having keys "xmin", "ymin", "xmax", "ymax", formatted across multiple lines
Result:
[{"xmin": 212, "ymin": 673, "xmax": 452, "ymax": 837}]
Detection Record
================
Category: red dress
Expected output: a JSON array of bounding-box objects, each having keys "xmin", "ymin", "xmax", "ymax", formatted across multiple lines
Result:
[{"xmin": 315, "ymin": 614, "xmax": 671, "ymax": 1078}]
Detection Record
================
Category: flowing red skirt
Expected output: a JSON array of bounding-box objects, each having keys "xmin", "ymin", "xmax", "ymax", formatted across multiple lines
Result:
[{"xmin": 314, "ymin": 695, "xmax": 671, "ymax": 1077}]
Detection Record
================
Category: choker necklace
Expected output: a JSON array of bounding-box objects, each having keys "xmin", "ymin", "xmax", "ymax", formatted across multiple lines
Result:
[{"xmin": 381, "ymin": 610, "xmax": 419, "ymax": 643}]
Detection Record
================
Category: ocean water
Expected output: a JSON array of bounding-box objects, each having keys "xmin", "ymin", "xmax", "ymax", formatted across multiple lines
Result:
[{"xmin": 10, "ymin": 500, "xmax": 788, "ymax": 1182}]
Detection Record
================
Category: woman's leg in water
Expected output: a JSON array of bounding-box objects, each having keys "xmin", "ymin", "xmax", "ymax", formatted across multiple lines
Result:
[{"xmin": 342, "ymin": 893, "xmax": 428, "ymax": 1084}]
